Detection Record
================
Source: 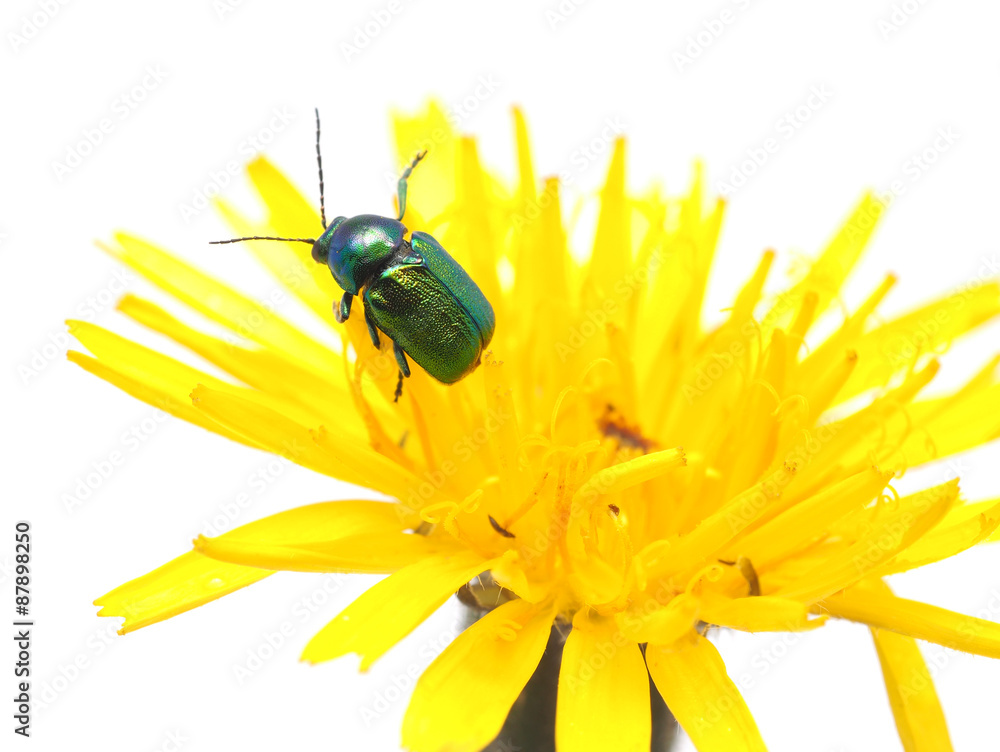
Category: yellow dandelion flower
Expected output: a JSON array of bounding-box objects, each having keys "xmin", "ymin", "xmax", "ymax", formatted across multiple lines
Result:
[{"xmin": 74, "ymin": 102, "xmax": 1000, "ymax": 752}]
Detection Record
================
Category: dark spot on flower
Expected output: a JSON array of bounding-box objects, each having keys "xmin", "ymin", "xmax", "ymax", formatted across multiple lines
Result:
[
  {"xmin": 488, "ymin": 515, "xmax": 516, "ymax": 538},
  {"xmin": 598, "ymin": 404, "xmax": 655, "ymax": 452}
]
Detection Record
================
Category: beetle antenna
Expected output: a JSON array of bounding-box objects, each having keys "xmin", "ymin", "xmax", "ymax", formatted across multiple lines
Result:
[
  {"xmin": 209, "ymin": 235, "xmax": 316, "ymax": 245},
  {"xmin": 315, "ymin": 107, "xmax": 327, "ymax": 229}
]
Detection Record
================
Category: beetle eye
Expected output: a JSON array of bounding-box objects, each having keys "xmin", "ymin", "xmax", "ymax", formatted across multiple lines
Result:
[{"xmin": 311, "ymin": 239, "xmax": 328, "ymax": 264}]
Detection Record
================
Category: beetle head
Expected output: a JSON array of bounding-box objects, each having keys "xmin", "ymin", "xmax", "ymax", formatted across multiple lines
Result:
[{"xmin": 311, "ymin": 215, "xmax": 346, "ymax": 265}]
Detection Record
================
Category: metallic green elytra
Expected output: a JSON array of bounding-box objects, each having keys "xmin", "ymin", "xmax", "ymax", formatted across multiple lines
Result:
[
  {"xmin": 314, "ymin": 213, "xmax": 496, "ymax": 386},
  {"xmin": 212, "ymin": 110, "xmax": 495, "ymax": 399}
]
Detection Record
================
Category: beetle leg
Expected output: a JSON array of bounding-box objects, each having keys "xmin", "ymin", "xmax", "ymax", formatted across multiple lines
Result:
[
  {"xmin": 334, "ymin": 292, "xmax": 353, "ymax": 324},
  {"xmin": 392, "ymin": 341, "xmax": 411, "ymax": 378},
  {"xmin": 395, "ymin": 150, "xmax": 428, "ymax": 221},
  {"xmin": 363, "ymin": 301, "xmax": 381, "ymax": 349}
]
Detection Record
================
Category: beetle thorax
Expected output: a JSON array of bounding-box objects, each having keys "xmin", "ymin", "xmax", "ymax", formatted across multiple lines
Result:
[{"xmin": 312, "ymin": 214, "xmax": 408, "ymax": 295}]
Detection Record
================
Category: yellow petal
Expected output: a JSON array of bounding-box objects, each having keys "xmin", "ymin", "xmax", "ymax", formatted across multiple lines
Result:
[
  {"xmin": 874, "ymin": 626, "xmax": 953, "ymax": 752},
  {"xmin": 722, "ymin": 465, "xmax": 891, "ymax": 568},
  {"xmin": 616, "ymin": 593, "xmax": 700, "ymax": 644},
  {"xmin": 96, "ymin": 500, "xmax": 409, "ymax": 633},
  {"xmin": 584, "ymin": 138, "xmax": 629, "ymax": 306},
  {"xmin": 641, "ymin": 472, "xmax": 796, "ymax": 584},
  {"xmin": 767, "ymin": 192, "xmax": 884, "ymax": 329},
  {"xmin": 103, "ymin": 233, "xmax": 332, "ymax": 366},
  {"xmin": 556, "ymin": 613, "xmax": 651, "ymax": 752},
  {"xmin": 869, "ymin": 581, "xmax": 952, "ymax": 752},
  {"xmin": 402, "ymin": 599, "xmax": 557, "ymax": 752},
  {"xmin": 391, "ymin": 100, "xmax": 457, "ymax": 222},
  {"xmin": 776, "ymin": 480, "xmax": 956, "ymax": 603},
  {"xmin": 819, "ymin": 584, "xmax": 1000, "ymax": 658},
  {"xmin": 301, "ymin": 550, "xmax": 490, "ymax": 670},
  {"xmin": 67, "ymin": 348, "xmax": 251, "ymax": 448},
  {"xmin": 646, "ymin": 632, "xmax": 767, "ymax": 752},
  {"xmin": 217, "ymin": 155, "xmax": 342, "ymax": 326},
  {"xmin": 95, "ymin": 552, "xmax": 271, "ymax": 634},
  {"xmin": 700, "ymin": 594, "xmax": 826, "ymax": 633},
  {"xmin": 845, "ymin": 282, "xmax": 1000, "ymax": 399},
  {"xmin": 194, "ymin": 531, "xmax": 456, "ymax": 574},
  {"xmin": 884, "ymin": 498, "xmax": 1000, "ymax": 575},
  {"xmin": 577, "ymin": 447, "xmax": 687, "ymax": 500},
  {"xmin": 117, "ymin": 294, "xmax": 357, "ymax": 430},
  {"xmin": 189, "ymin": 384, "xmax": 429, "ymax": 504}
]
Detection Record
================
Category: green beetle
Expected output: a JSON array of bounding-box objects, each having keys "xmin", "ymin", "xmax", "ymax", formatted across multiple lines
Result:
[{"xmin": 214, "ymin": 110, "xmax": 495, "ymax": 400}]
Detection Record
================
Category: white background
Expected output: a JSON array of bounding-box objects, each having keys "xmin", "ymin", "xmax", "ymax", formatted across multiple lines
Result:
[{"xmin": 4, "ymin": 1, "xmax": 1000, "ymax": 750}]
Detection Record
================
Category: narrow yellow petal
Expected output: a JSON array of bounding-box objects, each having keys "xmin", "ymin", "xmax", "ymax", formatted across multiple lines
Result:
[
  {"xmin": 874, "ymin": 626, "xmax": 953, "ymax": 752},
  {"xmin": 869, "ymin": 581, "xmax": 952, "ymax": 752},
  {"xmin": 116, "ymin": 294, "xmax": 357, "ymax": 430},
  {"xmin": 584, "ymin": 138, "xmax": 629, "ymax": 305},
  {"xmin": 194, "ymin": 531, "xmax": 456, "ymax": 574},
  {"xmin": 819, "ymin": 584, "xmax": 1000, "ymax": 658},
  {"xmin": 103, "ymin": 233, "xmax": 333, "ymax": 366},
  {"xmin": 699, "ymin": 594, "xmax": 826, "ymax": 633},
  {"xmin": 556, "ymin": 614, "xmax": 651, "ymax": 752},
  {"xmin": 642, "ymin": 473, "xmax": 794, "ymax": 584},
  {"xmin": 67, "ymin": 324, "xmax": 253, "ymax": 447},
  {"xmin": 301, "ymin": 550, "xmax": 490, "ymax": 670},
  {"xmin": 190, "ymin": 385, "xmax": 429, "ymax": 503},
  {"xmin": 512, "ymin": 106, "xmax": 537, "ymax": 204},
  {"xmin": 647, "ymin": 633, "xmax": 767, "ymax": 752},
  {"xmin": 767, "ymin": 192, "xmax": 884, "ymax": 329},
  {"xmin": 403, "ymin": 599, "xmax": 556, "ymax": 752},
  {"xmin": 723, "ymin": 466, "xmax": 891, "ymax": 567},
  {"xmin": 450, "ymin": 137, "xmax": 502, "ymax": 306},
  {"xmin": 95, "ymin": 500, "xmax": 408, "ymax": 632},
  {"xmin": 884, "ymin": 498, "xmax": 1000, "ymax": 575},
  {"xmin": 776, "ymin": 480, "xmax": 956, "ymax": 603},
  {"xmin": 95, "ymin": 552, "xmax": 271, "ymax": 634},
  {"xmin": 616, "ymin": 593, "xmax": 700, "ymax": 644},
  {"xmin": 578, "ymin": 448, "xmax": 687, "ymax": 500},
  {"xmin": 391, "ymin": 100, "xmax": 457, "ymax": 221},
  {"xmin": 794, "ymin": 274, "xmax": 896, "ymax": 394},
  {"xmin": 845, "ymin": 282, "xmax": 1000, "ymax": 399}
]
